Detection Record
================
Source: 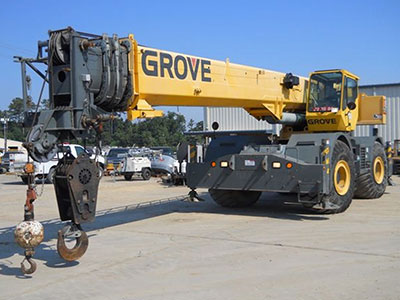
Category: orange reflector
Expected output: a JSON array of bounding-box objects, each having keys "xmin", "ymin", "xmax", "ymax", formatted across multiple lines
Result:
[
  {"xmin": 286, "ymin": 162, "xmax": 293, "ymax": 169},
  {"xmin": 24, "ymin": 163, "xmax": 34, "ymax": 174},
  {"xmin": 211, "ymin": 161, "xmax": 217, "ymax": 167}
]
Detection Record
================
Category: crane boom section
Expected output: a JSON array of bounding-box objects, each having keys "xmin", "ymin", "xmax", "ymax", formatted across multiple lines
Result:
[{"xmin": 126, "ymin": 37, "xmax": 308, "ymax": 121}]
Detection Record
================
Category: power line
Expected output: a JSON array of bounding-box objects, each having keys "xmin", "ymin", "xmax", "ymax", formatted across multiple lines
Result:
[
  {"xmin": 0, "ymin": 42, "xmax": 35, "ymax": 56},
  {"xmin": 0, "ymin": 53, "xmax": 12, "ymax": 60}
]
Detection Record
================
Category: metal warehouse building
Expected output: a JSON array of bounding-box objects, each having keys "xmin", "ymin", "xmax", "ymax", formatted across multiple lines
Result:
[
  {"xmin": 204, "ymin": 83, "xmax": 400, "ymax": 142},
  {"xmin": 355, "ymin": 83, "xmax": 400, "ymax": 141}
]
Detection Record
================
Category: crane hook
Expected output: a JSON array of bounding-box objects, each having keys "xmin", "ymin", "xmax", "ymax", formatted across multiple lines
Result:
[
  {"xmin": 20, "ymin": 256, "xmax": 37, "ymax": 275},
  {"xmin": 57, "ymin": 226, "xmax": 89, "ymax": 261}
]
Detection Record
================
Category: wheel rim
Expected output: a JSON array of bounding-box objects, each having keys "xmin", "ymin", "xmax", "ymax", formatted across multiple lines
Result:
[
  {"xmin": 334, "ymin": 160, "xmax": 351, "ymax": 196},
  {"xmin": 373, "ymin": 156, "xmax": 384, "ymax": 184}
]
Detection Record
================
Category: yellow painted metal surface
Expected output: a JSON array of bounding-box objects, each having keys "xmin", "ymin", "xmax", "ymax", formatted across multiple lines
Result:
[
  {"xmin": 334, "ymin": 160, "xmax": 351, "ymax": 196},
  {"xmin": 373, "ymin": 156, "xmax": 385, "ymax": 184},
  {"xmin": 357, "ymin": 94, "xmax": 386, "ymax": 125},
  {"xmin": 121, "ymin": 36, "xmax": 385, "ymax": 135},
  {"xmin": 306, "ymin": 70, "xmax": 360, "ymax": 132},
  {"xmin": 125, "ymin": 41, "xmax": 308, "ymax": 122}
]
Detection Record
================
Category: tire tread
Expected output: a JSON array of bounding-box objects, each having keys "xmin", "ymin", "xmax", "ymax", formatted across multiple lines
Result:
[{"xmin": 354, "ymin": 142, "xmax": 387, "ymax": 199}]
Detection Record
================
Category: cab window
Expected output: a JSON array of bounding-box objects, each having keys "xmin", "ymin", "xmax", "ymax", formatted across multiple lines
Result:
[
  {"xmin": 343, "ymin": 77, "xmax": 358, "ymax": 108},
  {"xmin": 308, "ymin": 72, "xmax": 343, "ymax": 112},
  {"xmin": 59, "ymin": 146, "xmax": 71, "ymax": 153},
  {"xmin": 75, "ymin": 146, "xmax": 85, "ymax": 156}
]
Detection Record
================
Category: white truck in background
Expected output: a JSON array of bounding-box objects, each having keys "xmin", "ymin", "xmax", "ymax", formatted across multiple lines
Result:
[
  {"xmin": 5, "ymin": 151, "xmax": 27, "ymax": 174},
  {"xmin": 17, "ymin": 144, "xmax": 105, "ymax": 184},
  {"xmin": 119, "ymin": 155, "xmax": 152, "ymax": 181},
  {"xmin": 119, "ymin": 150, "xmax": 187, "ymax": 184}
]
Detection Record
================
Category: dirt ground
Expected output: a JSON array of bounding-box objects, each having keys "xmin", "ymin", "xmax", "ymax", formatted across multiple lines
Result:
[{"xmin": 0, "ymin": 174, "xmax": 399, "ymax": 300}]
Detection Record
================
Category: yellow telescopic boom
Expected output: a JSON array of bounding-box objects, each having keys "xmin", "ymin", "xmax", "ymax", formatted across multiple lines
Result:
[{"xmin": 125, "ymin": 35, "xmax": 308, "ymax": 123}]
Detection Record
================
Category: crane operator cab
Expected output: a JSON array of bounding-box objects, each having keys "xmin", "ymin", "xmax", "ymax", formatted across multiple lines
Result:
[{"xmin": 306, "ymin": 70, "xmax": 359, "ymax": 132}]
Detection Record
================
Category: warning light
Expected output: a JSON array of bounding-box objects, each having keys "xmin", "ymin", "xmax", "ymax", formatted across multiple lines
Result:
[
  {"xmin": 211, "ymin": 161, "xmax": 217, "ymax": 167},
  {"xmin": 286, "ymin": 162, "xmax": 293, "ymax": 169},
  {"xmin": 220, "ymin": 161, "xmax": 229, "ymax": 168},
  {"xmin": 272, "ymin": 162, "xmax": 281, "ymax": 169}
]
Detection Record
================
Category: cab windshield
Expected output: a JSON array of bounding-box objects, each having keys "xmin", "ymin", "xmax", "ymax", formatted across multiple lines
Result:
[{"xmin": 308, "ymin": 72, "xmax": 343, "ymax": 112}]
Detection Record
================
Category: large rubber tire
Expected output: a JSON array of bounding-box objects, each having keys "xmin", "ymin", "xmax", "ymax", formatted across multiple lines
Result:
[
  {"xmin": 354, "ymin": 142, "xmax": 387, "ymax": 199},
  {"xmin": 46, "ymin": 167, "xmax": 56, "ymax": 184},
  {"xmin": 124, "ymin": 174, "xmax": 133, "ymax": 181},
  {"xmin": 209, "ymin": 189, "xmax": 262, "ymax": 208},
  {"xmin": 322, "ymin": 140, "xmax": 355, "ymax": 214},
  {"xmin": 142, "ymin": 168, "xmax": 151, "ymax": 181}
]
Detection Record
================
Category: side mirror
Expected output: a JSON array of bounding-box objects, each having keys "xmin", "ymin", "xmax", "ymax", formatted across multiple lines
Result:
[{"xmin": 347, "ymin": 102, "xmax": 356, "ymax": 110}]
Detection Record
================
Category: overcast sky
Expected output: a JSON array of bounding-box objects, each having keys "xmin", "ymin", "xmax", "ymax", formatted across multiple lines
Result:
[{"xmin": 0, "ymin": 0, "xmax": 398, "ymax": 122}]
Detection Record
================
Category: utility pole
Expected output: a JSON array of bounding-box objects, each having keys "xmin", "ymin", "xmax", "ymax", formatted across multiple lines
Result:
[
  {"xmin": 21, "ymin": 60, "xmax": 28, "ymax": 113},
  {"xmin": 1, "ymin": 117, "xmax": 8, "ymax": 152}
]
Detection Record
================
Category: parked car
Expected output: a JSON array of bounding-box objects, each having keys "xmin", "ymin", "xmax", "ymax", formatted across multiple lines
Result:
[
  {"xmin": 1, "ymin": 151, "xmax": 27, "ymax": 173},
  {"xmin": 105, "ymin": 148, "xmax": 130, "ymax": 174},
  {"xmin": 150, "ymin": 152, "xmax": 187, "ymax": 185},
  {"xmin": 15, "ymin": 144, "xmax": 105, "ymax": 184},
  {"xmin": 150, "ymin": 146, "xmax": 175, "ymax": 158},
  {"xmin": 150, "ymin": 153, "xmax": 178, "ymax": 174}
]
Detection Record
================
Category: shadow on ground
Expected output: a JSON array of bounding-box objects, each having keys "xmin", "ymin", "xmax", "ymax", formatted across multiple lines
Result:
[
  {"xmin": 0, "ymin": 191, "xmax": 328, "ymax": 278},
  {"xmin": 1, "ymin": 179, "xmax": 51, "ymax": 185}
]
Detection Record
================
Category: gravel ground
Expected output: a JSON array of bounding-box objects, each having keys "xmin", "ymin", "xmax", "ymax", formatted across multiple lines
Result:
[{"xmin": 0, "ymin": 174, "xmax": 399, "ymax": 300}]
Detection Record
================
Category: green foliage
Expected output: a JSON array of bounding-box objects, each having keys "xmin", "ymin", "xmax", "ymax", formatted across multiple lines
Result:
[
  {"xmin": 1, "ymin": 95, "xmax": 205, "ymax": 147},
  {"xmin": 7, "ymin": 97, "xmax": 36, "ymax": 122},
  {"xmin": 0, "ymin": 97, "xmax": 33, "ymax": 142},
  {"xmin": 186, "ymin": 119, "xmax": 204, "ymax": 144},
  {"xmin": 189, "ymin": 120, "xmax": 203, "ymax": 131},
  {"xmin": 100, "ymin": 112, "xmax": 189, "ymax": 147}
]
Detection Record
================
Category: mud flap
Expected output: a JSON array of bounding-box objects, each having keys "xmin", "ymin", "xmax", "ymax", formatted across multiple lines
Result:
[{"xmin": 296, "ymin": 180, "xmax": 322, "ymax": 205}]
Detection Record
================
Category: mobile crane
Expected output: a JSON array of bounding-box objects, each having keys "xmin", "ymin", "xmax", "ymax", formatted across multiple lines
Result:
[{"xmin": 14, "ymin": 27, "xmax": 389, "ymax": 274}]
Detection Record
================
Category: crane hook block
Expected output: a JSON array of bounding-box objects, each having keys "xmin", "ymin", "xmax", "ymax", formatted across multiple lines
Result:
[{"xmin": 54, "ymin": 152, "xmax": 100, "ymax": 224}]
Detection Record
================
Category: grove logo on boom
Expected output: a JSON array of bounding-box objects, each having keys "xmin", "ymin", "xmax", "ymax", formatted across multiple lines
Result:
[{"xmin": 141, "ymin": 50, "xmax": 211, "ymax": 82}]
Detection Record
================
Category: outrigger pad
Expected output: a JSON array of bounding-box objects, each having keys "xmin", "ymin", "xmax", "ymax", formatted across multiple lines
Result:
[{"xmin": 54, "ymin": 153, "xmax": 100, "ymax": 224}]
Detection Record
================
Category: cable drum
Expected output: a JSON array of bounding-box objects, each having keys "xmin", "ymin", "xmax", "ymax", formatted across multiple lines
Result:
[
  {"xmin": 49, "ymin": 31, "xmax": 72, "ymax": 65},
  {"xmin": 92, "ymin": 37, "xmax": 132, "ymax": 112},
  {"xmin": 48, "ymin": 28, "xmax": 132, "ymax": 112}
]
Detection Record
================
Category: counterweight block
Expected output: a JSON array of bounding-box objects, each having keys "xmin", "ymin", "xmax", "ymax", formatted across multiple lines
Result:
[{"xmin": 54, "ymin": 153, "xmax": 100, "ymax": 224}]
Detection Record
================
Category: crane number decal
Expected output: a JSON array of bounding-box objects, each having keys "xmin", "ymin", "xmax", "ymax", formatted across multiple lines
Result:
[{"xmin": 141, "ymin": 50, "xmax": 211, "ymax": 82}]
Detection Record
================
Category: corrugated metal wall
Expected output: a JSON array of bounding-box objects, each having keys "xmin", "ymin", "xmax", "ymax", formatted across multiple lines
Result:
[
  {"xmin": 204, "ymin": 84, "xmax": 400, "ymax": 143},
  {"xmin": 203, "ymin": 107, "xmax": 281, "ymax": 134},
  {"xmin": 355, "ymin": 84, "xmax": 400, "ymax": 142}
]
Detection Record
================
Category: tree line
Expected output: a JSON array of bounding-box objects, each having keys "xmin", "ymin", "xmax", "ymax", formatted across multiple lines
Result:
[{"xmin": 0, "ymin": 98, "xmax": 204, "ymax": 148}]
